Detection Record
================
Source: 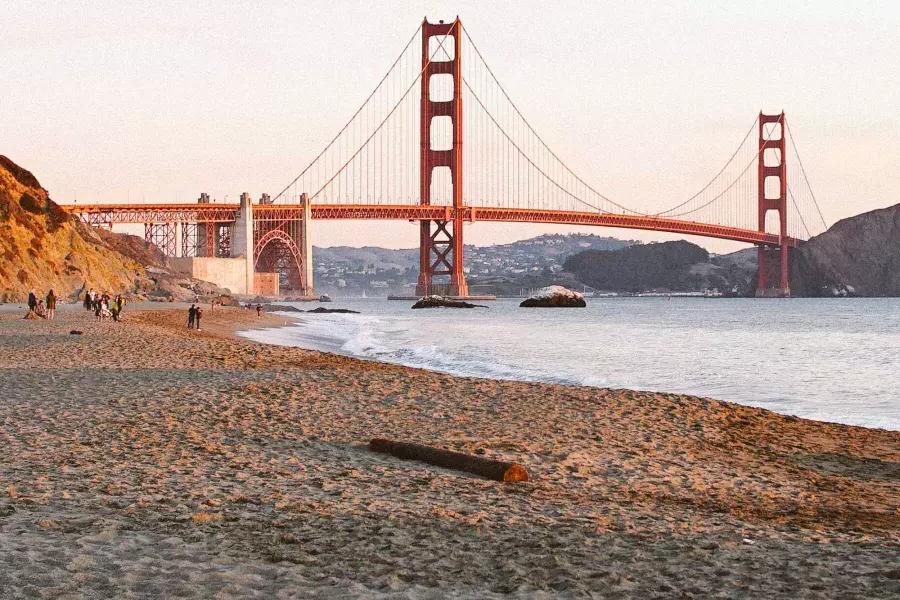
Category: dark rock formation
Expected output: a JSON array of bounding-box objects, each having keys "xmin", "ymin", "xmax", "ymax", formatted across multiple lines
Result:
[
  {"xmin": 789, "ymin": 203, "xmax": 900, "ymax": 297},
  {"xmin": 259, "ymin": 304, "xmax": 304, "ymax": 312},
  {"xmin": 520, "ymin": 286, "xmax": 586, "ymax": 307},
  {"xmin": 411, "ymin": 296, "xmax": 487, "ymax": 309}
]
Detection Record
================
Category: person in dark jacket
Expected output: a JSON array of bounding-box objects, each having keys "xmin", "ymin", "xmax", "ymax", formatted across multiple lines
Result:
[
  {"xmin": 28, "ymin": 291, "xmax": 38, "ymax": 312},
  {"xmin": 188, "ymin": 304, "xmax": 196, "ymax": 329}
]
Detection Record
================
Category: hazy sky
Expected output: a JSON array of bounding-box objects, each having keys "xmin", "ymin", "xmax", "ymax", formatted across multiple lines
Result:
[{"xmin": 3, "ymin": 1, "xmax": 899, "ymax": 252}]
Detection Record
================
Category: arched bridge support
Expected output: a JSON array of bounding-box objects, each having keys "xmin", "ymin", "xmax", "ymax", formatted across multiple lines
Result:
[{"xmin": 252, "ymin": 193, "xmax": 314, "ymax": 296}]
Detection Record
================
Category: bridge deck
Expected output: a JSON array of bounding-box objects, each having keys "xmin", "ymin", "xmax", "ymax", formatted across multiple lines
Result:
[{"xmin": 59, "ymin": 203, "xmax": 796, "ymax": 247}]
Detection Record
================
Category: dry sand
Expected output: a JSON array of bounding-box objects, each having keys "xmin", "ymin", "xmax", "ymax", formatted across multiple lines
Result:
[{"xmin": 0, "ymin": 305, "xmax": 897, "ymax": 599}]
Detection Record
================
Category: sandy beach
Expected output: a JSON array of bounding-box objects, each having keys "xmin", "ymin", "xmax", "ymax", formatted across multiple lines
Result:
[{"xmin": 0, "ymin": 305, "xmax": 897, "ymax": 599}]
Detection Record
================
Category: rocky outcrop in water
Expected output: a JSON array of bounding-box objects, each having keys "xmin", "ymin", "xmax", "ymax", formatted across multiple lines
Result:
[
  {"xmin": 520, "ymin": 285, "xmax": 586, "ymax": 307},
  {"xmin": 789, "ymin": 203, "xmax": 900, "ymax": 297},
  {"xmin": 411, "ymin": 296, "xmax": 487, "ymax": 309}
]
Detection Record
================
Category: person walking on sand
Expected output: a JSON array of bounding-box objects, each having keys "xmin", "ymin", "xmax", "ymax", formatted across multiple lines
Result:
[
  {"xmin": 45, "ymin": 289, "xmax": 57, "ymax": 320},
  {"xmin": 194, "ymin": 306, "xmax": 203, "ymax": 331},
  {"xmin": 83, "ymin": 289, "xmax": 92, "ymax": 311},
  {"xmin": 112, "ymin": 294, "xmax": 126, "ymax": 322},
  {"xmin": 256, "ymin": 303, "xmax": 262, "ymax": 317},
  {"xmin": 28, "ymin": 290, "xmax": 38, "ymax": 313},
  {"xmin": 188, "ymin": 304, "xmax": 196, "ymax": 329}
]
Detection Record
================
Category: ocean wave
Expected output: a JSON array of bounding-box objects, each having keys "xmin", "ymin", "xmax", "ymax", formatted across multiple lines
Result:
[{"xmin": 245, "ymin": 311, "xmax": 608, "ymax": 389}]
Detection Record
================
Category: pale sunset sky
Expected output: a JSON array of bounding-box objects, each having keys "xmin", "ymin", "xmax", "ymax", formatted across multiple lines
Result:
[{"xmin": 3, "ymin": 1, "xmax": 899, "ymax": 252}]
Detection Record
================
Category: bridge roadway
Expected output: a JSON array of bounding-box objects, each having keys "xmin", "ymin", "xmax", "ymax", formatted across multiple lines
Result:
[{"xmin": 59, "ymin": 203, "xmax": 798, "ymax": 248}]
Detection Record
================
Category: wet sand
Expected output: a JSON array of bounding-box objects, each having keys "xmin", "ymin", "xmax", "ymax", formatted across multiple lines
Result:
[{"xmin": 0, "ymin": 305, "xmax": 897, "ymax": 598}]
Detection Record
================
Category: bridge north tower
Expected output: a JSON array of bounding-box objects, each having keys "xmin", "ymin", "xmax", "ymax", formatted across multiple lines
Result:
[
  {"xmin": 756, "ymin": 112, "xmax": 790, "ymax": 297},
  {"xmin": 417, "ymin": 18, "xmax": 468, "ymax": 297}
]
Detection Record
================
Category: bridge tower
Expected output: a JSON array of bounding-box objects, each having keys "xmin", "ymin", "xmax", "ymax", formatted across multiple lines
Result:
[
  {"xmin": 756, "ymin": 112, "xmax": 790, "ymax": 297},
  {"xmin": 416, "ymin": 17, "xmax": 469, "ymax": 297}
]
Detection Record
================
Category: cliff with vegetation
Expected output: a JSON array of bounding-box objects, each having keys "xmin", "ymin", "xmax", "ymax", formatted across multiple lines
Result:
[
  {"xmin": 0, "ymin": 156, "xmax": 153, "ymax": 302},
  {"xmin": 790, "ymin": 203, "xmax": 900, "ymax": 297}
]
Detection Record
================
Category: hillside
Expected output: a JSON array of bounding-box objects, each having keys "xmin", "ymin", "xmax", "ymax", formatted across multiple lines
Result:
[
  {"xmin": 564, "ymin": 241, "xmax": 711, "ymax": 293},
  {"xmin": 313, "ymin": 234, "xmax": 636, "ymax": 295},
  {"xmin": 790, "ymin": 203, "xmax": 900, "ymax": 296},
  {"xmin": 0, "ymin": 156, "xmax": 152, "ymax": 302}
]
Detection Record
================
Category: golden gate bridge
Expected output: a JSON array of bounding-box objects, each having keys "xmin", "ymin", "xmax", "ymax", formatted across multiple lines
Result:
[{"xmin": 61, "ymin": 18, "xmax": 828, "ymax": 298}]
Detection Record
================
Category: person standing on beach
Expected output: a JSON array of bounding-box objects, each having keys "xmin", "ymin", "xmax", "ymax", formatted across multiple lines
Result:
[
  {"xmin": 45, "ymin": 289, "xmax": 57, "ymax": 320},
  {"xmin": 194, "ymin": 306, "xmax": 203, "ymax": 331},
  {"xmin": 256, "ymin": 304, "xmax": 262, "ymax": 317},
  {"xmin": 28, "ymin": 290, "xmax": 38, "ymax": 312},
  {"xmin": 188, "ymin": 304, "xmax": 196, "ymax": 329},
  {"xmin": 83, "ymin": 289, "xmax": 93, "ymax": 311},
  {"xmin": 112, "ymin": 294, "xmax": 126, "ymax": 322}
]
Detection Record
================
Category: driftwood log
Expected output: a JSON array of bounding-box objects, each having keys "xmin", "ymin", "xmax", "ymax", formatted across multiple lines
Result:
[{"xmin": 369, "ymin": 438, "xmax": 529, "ymax": 482}]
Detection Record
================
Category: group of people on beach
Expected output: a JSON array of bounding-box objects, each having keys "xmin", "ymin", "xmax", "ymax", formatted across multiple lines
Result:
[
  {"xmin": 27, "ymin": 289, "xmax": 57, "ymax": 320},
  {"xmin": 83, "ymin": 288, "xmax": 127, "ymax": 322}
]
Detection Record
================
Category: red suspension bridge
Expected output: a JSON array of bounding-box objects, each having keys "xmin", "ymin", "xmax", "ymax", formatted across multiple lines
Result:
[{"xmin": 61, "ymin": 18, "xmax": 827, "ymax": 298}]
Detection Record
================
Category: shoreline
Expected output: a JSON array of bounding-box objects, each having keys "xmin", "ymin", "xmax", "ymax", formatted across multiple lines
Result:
[
  {"xmin": 237, "ymin": 308, "xmax": 900, "ymax": 433},
  {"xmin": 1, "ymin": 306, "xmax": 898, "ymax": 597}
]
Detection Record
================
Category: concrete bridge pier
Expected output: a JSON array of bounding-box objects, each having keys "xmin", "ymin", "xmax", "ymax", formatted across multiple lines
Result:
[{"xmin": 232, "ymin": 192, "xmax": 256, "ymax": 297}]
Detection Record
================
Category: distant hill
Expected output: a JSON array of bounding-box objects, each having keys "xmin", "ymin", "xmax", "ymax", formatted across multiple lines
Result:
[
  {"xmin": 313, "ymin": 245, "xmax": 418, "ymax": 272},
  {"xmin": 564, "ymin": 241, "xmax": 711, "ymax": 293},
  {"xmin": 313, "ymin": 233, "xmax": 637, "ymax": 295},
  {"xmin": 790, "ymin": 203, "xmax": 900, "ymax": 296},
  {"xmin": 313, "ymin": 233, "xmax": 634, "ymax": 273}
]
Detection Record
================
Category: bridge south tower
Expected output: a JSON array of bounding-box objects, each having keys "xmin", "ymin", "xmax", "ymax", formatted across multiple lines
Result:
[{"xmin": 417, "ymin": 17, "xmax": 468, "ymax": 297}]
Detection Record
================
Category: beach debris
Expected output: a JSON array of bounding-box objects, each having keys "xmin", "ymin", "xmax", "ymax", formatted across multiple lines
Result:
[
  {"xmin": 519, "ymin": 285, "xmax": 586, "ymax": 308},
  {"xmin": 191, "ymin": 511, "xmax": 223, "ymax": 524},
  {"xmin": 69, "ymin": 330, "xmax": 84, "ymax": 335},
  {"xmin": 369, "ymin": 438, "xmax": 529, "ymax": 482},
  {"xmin": 411, "ymin": 296, "xmax": 488, "ymax": 309},
  {"xmin": 306, "ymin": 307, "xmax": 360, "ymax": 314}
]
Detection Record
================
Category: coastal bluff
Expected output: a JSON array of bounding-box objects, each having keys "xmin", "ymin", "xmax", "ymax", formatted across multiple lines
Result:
[
  {"xmin": 790, "ymin": 202, "xmax": 900, "ymax": 296},
  {"xmin": 0, "ymin": 156, "xmax": 150, "ymax": 302}
]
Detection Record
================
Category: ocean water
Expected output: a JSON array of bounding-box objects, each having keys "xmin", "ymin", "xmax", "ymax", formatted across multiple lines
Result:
[{"xmin": 240, "ymin": 298, "xmax": 900, "ymax": 431}]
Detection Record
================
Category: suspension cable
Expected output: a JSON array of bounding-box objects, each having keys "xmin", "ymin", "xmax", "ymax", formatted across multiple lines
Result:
[
  {"xmin": 463, "ymin": 78, "xmax": 630, "ymax": 215},
  {"xmin": 309, "ymin": 22, "xmax": 459, "ymax": 200},
  {"xmin": 787, "ymin": 184, "xmax": 813, "ymax": 239},
  {"xmin": 462, "ymin": 27, "xmax": 641, "ymax": 215},
  {"xmin": 272, "ymin": 24, "xmax": 421, "ymax": 202},
  {"xmin": 785, "ymin": 120, "xmax": 828, "ymax": 231},
  {"xmin": 655, "ymin": 116, "xmax": 759, "ymax": 215}
]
